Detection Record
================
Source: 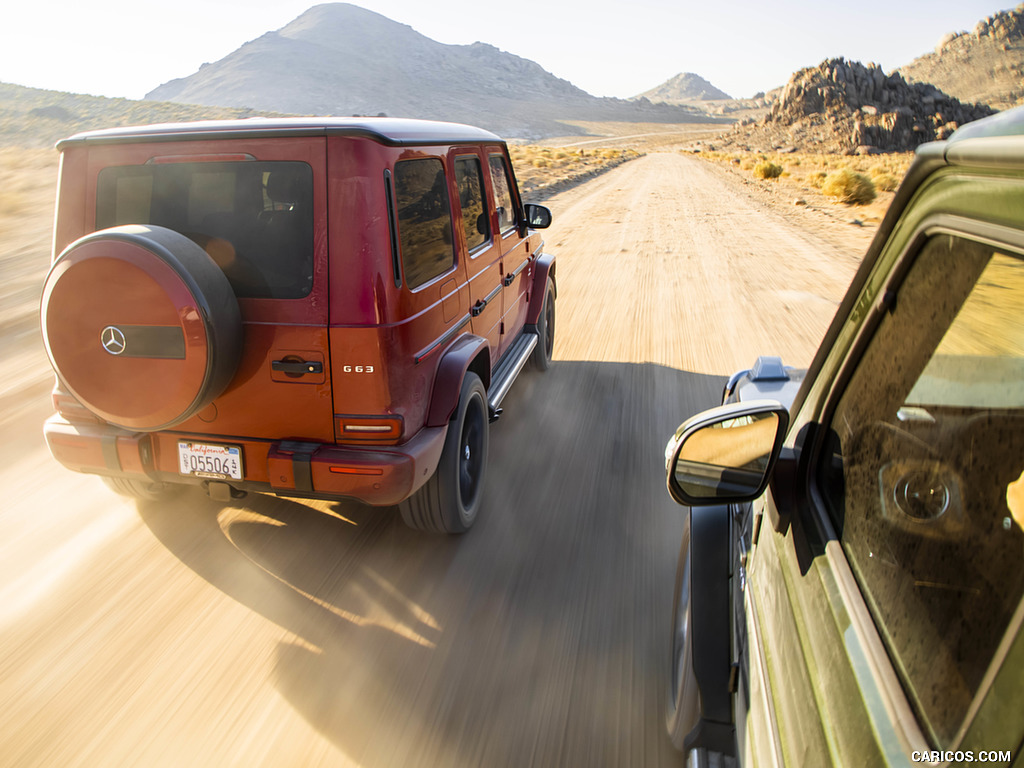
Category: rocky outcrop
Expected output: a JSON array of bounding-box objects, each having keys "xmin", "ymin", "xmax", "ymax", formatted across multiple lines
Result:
[
  {"xmin": 760, "ymin": 58, "xmax": 995, "ymax": 152},
  {"xmin": 899, "ymin": 4, "xmax": 1024, "ymax": 110},
  {"xmin": 938, "ymin": 4, "xmax": 1024, "ymax": 52}
]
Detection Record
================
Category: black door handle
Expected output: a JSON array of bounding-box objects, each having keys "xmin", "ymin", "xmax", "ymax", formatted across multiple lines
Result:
[{"xmin": 272, "ymin": 360, "xmax": 323, "ymax": 375}]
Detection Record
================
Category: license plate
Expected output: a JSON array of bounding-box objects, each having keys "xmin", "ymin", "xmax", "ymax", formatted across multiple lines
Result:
[{"xmin": 178, "ymin": 441, "xmax": 243, "ymax": 480}]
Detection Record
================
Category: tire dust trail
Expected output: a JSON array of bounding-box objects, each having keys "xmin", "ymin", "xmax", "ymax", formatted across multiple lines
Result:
[{"xmin": 0, "ymin": 152, "xmax": 862, "ymax": 766}]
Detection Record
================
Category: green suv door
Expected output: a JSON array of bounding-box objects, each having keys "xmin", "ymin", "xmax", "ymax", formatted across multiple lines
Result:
[{"xmin": 664, "ymin": 110, "xmax": 1024, "ymax": 767}]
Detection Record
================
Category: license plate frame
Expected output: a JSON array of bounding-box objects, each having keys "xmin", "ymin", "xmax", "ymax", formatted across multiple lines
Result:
[{"xmin": 178, "ymin": 441, "xmax": 244, "ymax": 481}]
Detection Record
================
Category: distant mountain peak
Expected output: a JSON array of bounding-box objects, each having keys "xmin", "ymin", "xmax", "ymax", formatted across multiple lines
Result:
[
  {"xmin": 144, "ymin": 3, "xmax": 719, "ymax": 139},
  {"xmin": 276, "ymin": 2, "xmax": 427, "ymax": 49},
  {"xmin": 638, "ymin": 72, "xmax": 732, "ymax": 103},
  {"xmin": 281, "ymin": 2, "xmax": 407, "ymax": 30}
]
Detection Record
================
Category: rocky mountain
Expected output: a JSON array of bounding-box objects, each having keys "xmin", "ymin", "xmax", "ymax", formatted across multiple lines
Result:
[
  {"xmin": 898, "ymin": 4, "xmax": 1024, "ymax": 110},
  {"xmin": 0, "ymin": 81, "xmax": 276, "ymax": 148},
  {"xmin": 638, "ymin": 72, "xmax": 732, "ymax": 102},
  {"xmin": 144, "ymin": 3, "xmax": 718, "ymax": 139},
  {"xmin": 722, "ymin": 58, "xmax": 995, "ymax": 154}
]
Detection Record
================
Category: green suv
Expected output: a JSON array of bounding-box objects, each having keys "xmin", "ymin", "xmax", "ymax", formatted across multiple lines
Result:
[{"xmin": 663, "ymin": 107, "xmax": 1024, "ymax": 766}]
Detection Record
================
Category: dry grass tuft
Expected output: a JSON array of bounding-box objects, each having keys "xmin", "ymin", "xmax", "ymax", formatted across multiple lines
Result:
[
  {"xmin": 753, "ymin": 161, "xmax": 783, "ymax": 180},
  {"xmin": 821, "ymin": 168, "xmax": 877, "ymax": 205},
  {"xmin": 867, "ymin": 165, "xmax": 900, "ymax": 192}
]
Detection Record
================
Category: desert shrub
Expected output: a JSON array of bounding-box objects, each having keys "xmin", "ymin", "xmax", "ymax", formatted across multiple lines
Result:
[
  {"xmin": 533, "ymin": 158, "xmax": 549, "ymax": 168},
  {"xmin": 809, "ymin": 171, "xmax": 828, "ymax": 188},
  {"xmin": 867, "ymin": 166, "xmax": 899, "ymax": 192},
  {"xmin": 822, "ymin": 169, "xmax": 876, "ymax": 204},
  {"xmin": 753, "ymin": 161, "xmax": 783, "ymax": 180},
  {"xmin": 871, "ymin": 172, "xmax": 898, "ymax": 192},
  {"xmin": 740, "ymin": 159, "xmax": 755, "ymax": 170}
]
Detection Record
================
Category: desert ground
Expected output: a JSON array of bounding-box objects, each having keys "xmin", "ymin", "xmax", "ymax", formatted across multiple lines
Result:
[{"xmin": 0, "ymin": 126, "xmax": 882, "ymax": 766}]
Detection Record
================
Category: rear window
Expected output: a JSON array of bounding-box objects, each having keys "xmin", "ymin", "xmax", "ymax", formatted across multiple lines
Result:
[{"xmin": 96, "ymin": 161, "xmax": 314, "ymax": 299}]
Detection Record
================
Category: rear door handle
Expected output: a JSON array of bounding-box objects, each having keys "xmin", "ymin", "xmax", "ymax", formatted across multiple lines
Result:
[{"xmin": 272, "ymin": 360, "xmax": 323, "ymax": 375}]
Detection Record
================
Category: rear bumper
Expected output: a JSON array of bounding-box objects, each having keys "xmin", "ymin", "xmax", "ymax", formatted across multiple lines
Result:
[{"xmin": 43, "ymin": 415, "xmax": 447, "ymax": 506}]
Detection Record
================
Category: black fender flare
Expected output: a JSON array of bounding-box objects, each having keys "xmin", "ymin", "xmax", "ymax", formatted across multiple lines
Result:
[
  {"xmin": 525, "ymin": 252, "xmax": 556, "ymax": 327},
  {"xmin": 424, "ymin": 334, "xmax": 490, "ymax": 428},
  {"xmin": 685, "ymin": 503, "xmax": 735, "ymax": 754}
]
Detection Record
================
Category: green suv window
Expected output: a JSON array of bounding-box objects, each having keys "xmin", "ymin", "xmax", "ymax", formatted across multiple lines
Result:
[{"xmin": 821, "ymin": 233, "xmax": 1024, "ymax": 745}]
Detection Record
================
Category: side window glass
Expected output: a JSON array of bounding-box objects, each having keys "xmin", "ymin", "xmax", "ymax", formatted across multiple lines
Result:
[
  {"xmin": 454, "ymin": 156, "xmax": 489, "ymax": 253},
  {"xmin": 488, "ymin": 154, "xmax": 517, "ymax": 234},
  {"xmin": 821, "ymin": 234, "xmax": 1024, "ymax": 745},
  {"xmin": 394, "ymin": 158, "xmax": 454, "ymax": 289}
]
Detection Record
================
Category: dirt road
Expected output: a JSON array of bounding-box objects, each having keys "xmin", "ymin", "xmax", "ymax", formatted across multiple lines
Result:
[{"xmin": 0, "ymin": 153, "xmax": 861, "ymax": 767}]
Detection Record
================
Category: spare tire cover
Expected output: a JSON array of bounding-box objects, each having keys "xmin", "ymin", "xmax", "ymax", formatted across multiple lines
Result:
[{"xmin": 41, "ymin": 225, "xmax": 243, "ymax": 431}]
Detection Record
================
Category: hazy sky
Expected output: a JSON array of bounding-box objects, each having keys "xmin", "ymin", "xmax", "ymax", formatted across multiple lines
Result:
[{"xmin": 1, "ymin": 0, "xmax": 1016, "ymax": 102}]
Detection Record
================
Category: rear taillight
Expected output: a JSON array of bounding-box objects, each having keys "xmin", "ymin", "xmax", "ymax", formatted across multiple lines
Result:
[{"xmin": 52, "ymin": 385, "xmax": 101, "ymax": 424}]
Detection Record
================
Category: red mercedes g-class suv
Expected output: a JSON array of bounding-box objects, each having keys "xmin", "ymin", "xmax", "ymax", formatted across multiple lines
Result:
[{"xmin": 40, "ymin": 117, "xmax": 555, "ymax": 533}]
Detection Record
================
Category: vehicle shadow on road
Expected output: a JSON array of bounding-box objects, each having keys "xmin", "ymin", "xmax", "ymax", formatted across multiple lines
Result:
[
  {"xmin": 137, "ymin": 360, "xmax": 725, "ymax": 768},
  {"xmin": 136, "ymin": 487, "xmax": 454, "ymax": 651}
]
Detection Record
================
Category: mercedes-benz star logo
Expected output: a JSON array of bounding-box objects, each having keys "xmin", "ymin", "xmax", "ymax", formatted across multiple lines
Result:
[{"xmin": 100, "ymin": 325, "xmax": 127, "ymax": 356}]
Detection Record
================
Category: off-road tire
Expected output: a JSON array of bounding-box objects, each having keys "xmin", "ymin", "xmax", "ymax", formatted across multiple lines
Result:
[
  {"xmin": 668, "ymin": 510, "xmax": 701, "ymax": 748},
  {"xmin": 668, "ymin": 506, "xmax": 736, "ymax": 763},
  {"xmin": 530, "ymin": 282, "xmax": 555, "ymax": 371},
  {"xmin": 399, "ymin": 373, "xmax": 488, "ymax": 533}
]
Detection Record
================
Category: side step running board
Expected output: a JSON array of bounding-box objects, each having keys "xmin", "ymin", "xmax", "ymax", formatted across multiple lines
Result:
[{"xmin": 488, "ymin": 332, "xmax": 537, "ymax": 412}]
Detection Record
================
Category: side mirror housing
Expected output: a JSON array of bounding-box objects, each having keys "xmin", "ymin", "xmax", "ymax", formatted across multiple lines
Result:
[
  {"xmin": 664, "ymin": 400, "xmax": 789, "ymax": 506},
  {"xmin": 524, "ymin": 203, "xmax": 552, "ymax": 229}
]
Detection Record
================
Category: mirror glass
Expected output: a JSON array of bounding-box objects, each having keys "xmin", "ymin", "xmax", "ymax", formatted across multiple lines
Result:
[
  {"xmin": 525, "ymin": 204, "xmax": 552, "ymax": 229},
  {"xmin": 673, "ymin": 411, "xmax": 780, "ymax": 501}
]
